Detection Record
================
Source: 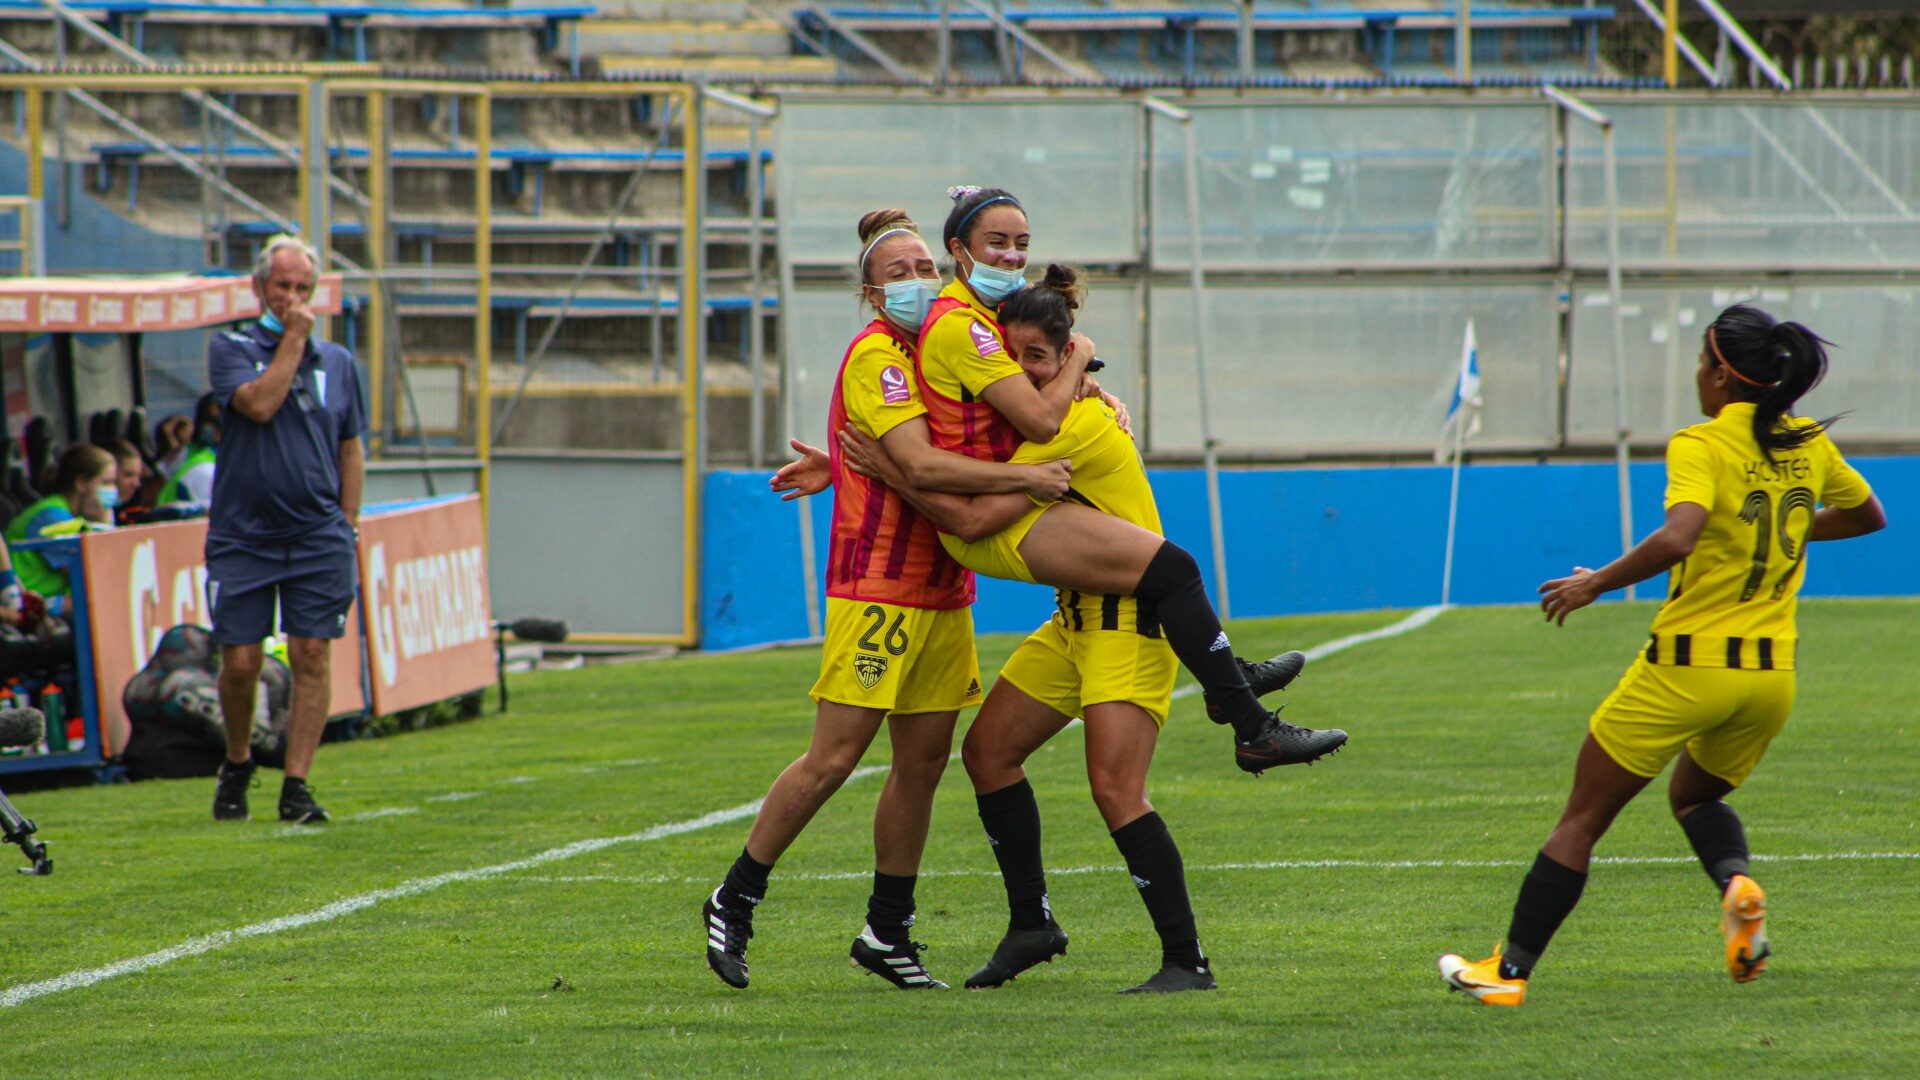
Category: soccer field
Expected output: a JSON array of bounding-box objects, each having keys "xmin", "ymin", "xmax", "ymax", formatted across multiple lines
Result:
[{"xmin": 4, "ymin": 600, "xmax": 1916, "ymax": 1077}]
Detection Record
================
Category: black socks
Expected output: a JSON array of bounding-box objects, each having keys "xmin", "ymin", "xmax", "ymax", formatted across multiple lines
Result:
[
  {"xmin": 1502, "ymin": 851, "xmax": 1588, "ymax": 979},
  {"xmin": 1112, "ymin": 812, "xmax": 1204, "ymax": 971},
  {"xmin": 718, "ymin": 847, "xmax": 772, "ymax": 912},
  {"xmin": 976, "ymin": 779, "xmax": 1052, "ymax": 930},
  {"xmin": 1131, "ymin": 542, "xmax": 1267, "ymax": 741},
  {"xmin": 866, "ymin": 871, "xmax": 917, "ymax": 945},
  {"xmin": 1680, "ymin": 800, "xmax": 1751, "ymax": 892}
]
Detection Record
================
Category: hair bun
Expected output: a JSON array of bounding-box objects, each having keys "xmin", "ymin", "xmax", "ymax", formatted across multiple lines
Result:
[
  {"xmin": 946, "ymin": 185, "xmax": 984, "ymax": 202},
  {"xmin": 1038, "ymin": 263, "xmax": 1085, "ymax": 310},
  {"xmin": 857, "ymin": 208, "xmax": 917, "ymax": 246}
]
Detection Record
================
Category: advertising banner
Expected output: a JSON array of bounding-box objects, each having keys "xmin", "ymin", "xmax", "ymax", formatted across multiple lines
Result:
[
  {"xmin": 357, "ymin": 496, "xmax": 494, "ymax": 715},
  {"xmin": 0, "ymin": 273, "xmax": 344, "ymax": 334},
  {"xmin": 80, "ymin": 519, "xmax": 364, "ymax": 756}
]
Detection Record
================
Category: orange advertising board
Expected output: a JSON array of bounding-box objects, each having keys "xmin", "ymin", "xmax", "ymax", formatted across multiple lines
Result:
[
  {"xmin": 357, "ymin": 496, "xmax": 494, "ymax": 715},
  {"xmin": 79, "ymin": 519, "xmax": 365, "ymax": 756},
  {"xmin": 0, "ymin": 273, "xmax": 345, "ymax": 333}
]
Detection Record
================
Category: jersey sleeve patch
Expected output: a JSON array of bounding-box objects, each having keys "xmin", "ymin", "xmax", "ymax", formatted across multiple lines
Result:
[
  {"xmin": 879, "ymin": 364, "xmax": 913, "ymax": 405},
  {"xmin": 968, "ymin": 319, "xmax": 1004, "ymax": 358}
]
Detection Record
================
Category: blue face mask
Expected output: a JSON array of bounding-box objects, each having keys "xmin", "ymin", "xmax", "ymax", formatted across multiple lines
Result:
[
  {"xmin": 259, "ymin": 309, "xmax": 285, "ymax": 336},
  {"xmin": 98, "ymin": 485, "xmax": 121, "ymax": 511},
  {"xmin": 880, "ymin": 278, "xmax": 941, "ymax": 333},
  {"xmin": 962, "ymin": 252, "xmax": 1028, "ymax": 306}
]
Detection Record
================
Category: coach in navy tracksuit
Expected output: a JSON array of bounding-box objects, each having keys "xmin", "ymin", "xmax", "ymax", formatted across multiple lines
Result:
[{"xmin": 207, "ymin": 235, "xmax": 366, "ymax": 825}]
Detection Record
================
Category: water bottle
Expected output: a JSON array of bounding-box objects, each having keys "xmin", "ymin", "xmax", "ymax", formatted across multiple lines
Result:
[{"xmin": 42, "ymin": 684, "xmax": 67, "ymax": 754}]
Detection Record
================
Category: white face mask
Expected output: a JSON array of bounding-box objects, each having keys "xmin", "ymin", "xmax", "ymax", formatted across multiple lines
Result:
[
  {"xmin": 877, "ymin": 277, "xmax": 942, "ymax": 332},
  {"xmin": 960, "ymin": 248, "xmax": 1029, "ymax": 306}
]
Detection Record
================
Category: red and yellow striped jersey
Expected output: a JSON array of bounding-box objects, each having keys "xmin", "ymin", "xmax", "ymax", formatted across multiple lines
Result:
[
  {"xmin": 914, "ymin": 280, "xmax": 1025, "ymax": 464},
  {"xmin": 825, "ymin": 319, "xmax": 975, "ymax": 610}
]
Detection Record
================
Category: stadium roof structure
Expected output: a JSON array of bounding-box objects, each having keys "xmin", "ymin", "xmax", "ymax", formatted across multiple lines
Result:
[{"xmin": 0, "ymin": 272, "xmax": 345, "ymax": 333}]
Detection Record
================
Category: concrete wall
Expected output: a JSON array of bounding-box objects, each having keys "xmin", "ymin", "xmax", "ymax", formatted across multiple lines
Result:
[{"xmin": 700, "ymin": 455, "xmax": 1920, "ymax": 651}]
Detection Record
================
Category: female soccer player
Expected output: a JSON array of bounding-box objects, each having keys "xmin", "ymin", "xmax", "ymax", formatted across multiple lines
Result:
[
  {"xmin": 1437, "ymin": 304, "xmax": 1887, "ymax": 1006},
  {"xmin": 701, "ymin": 210, "xmax": 1070, "ymax": 992},
  {"xmin": 911, "ymin": 186, "xmax": 1340, "ymax": 774},
  {"xmin": 842, "ymin": 266, "xmax": 1224, "ymax": 992}
]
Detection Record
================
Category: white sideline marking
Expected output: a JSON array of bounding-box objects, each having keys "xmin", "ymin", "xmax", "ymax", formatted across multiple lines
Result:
[
  {"xmin": 512, "ymin": 850, "xmax": 1920, "ymax": 888},
  {"xmin": 341, "ymin": 807, "xmax": 421, "ymax": 821},
  {"xmin": 0, "ymin": 767, "xmax": 881, "ymax": 1009},
  {"xmin": 1170, "ymin": 605, "xmax": 1447, "ymax": 701},
  {"xmin": 2, "ymin": 608, "xmax": 1457, "ymax": 1009},
  {"xmin": 426, "ymin": 791, "xmax": 484, "ymax": 803}
]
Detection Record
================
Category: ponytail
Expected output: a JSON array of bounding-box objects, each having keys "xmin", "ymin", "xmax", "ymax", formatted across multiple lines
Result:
[
  {"xmin": 997, "ymin": 263, "xmax": 1082, "ymax": 348},
  {"xmin": 1705, "ymin": 304, "xmax": 1841, "ymax": 462}
]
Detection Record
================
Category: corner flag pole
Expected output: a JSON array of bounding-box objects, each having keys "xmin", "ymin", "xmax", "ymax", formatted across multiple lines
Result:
[{"xmin": 1439, "ymin": 319, "xmax": 1479, "ymax": 607}]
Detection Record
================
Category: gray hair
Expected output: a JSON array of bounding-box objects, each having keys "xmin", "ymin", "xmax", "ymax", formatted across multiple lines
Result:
[{"xmin": 252, "ymin": 234, "xmax": 320, "ymax": 285}]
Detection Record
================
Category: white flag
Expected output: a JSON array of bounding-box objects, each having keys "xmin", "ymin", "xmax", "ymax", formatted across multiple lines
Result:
[{"xmin": 1436, "ymin": 319, "xmax": 1483, "ymax": 463}]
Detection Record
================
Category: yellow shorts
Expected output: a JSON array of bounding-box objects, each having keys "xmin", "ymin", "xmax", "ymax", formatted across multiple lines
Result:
[
  {"xmin": 939, "ymin": 504, "xmax": 1047, "ymax": 585},
  {"xmin": 811, "ymin": 597, "xmax": 984, "ymax": 714},
  {"xmin": 1588, "ymin": 657, "xmax": 1795, "ymax": 786},
  {"xmin": 997, "ymin": 615, "xmax": 1179, "ymax": 728}
]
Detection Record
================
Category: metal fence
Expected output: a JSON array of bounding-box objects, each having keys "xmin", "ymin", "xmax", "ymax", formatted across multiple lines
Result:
[{"xmin": 775, "ymin": 92, "xmax": 1920, "ymax": 458}]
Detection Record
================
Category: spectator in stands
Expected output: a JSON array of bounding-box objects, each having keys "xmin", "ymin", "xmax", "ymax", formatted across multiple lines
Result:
[
  {"xmin": 110, "ymin": 439, "xmax": 146, "ymax": 516},
  {"xmin": 3, "ymin": 444, "xmax": 119, "ymax": 617},
  {"xmin": 206, "ymin": 234, "xmax": 365, "ymax": 827},
  {"xmin": 153, "ymin": 413, "xmax": 192, "ymax": 478},
  {"xmin": 158, "ymin": 400, "xmax": 219, "ymax": 507}
]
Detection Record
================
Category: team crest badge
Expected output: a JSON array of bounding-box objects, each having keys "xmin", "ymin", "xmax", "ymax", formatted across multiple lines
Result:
[
  {"xmin": 968, "ymin": 320, "xmax": 1004, "ymax": 358},
  {"xmin": 879, "ymin": 364, "xmax": 911, "ymax": 405},
  {"xmin": 853, "ymin": 653, "xmax": 889, "ymax": 690}
]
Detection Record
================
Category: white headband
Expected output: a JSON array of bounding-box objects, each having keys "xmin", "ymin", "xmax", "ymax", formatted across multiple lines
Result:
[{"xmin": 859, "ymin": 227, "xmax": 917, "ymax": 276}]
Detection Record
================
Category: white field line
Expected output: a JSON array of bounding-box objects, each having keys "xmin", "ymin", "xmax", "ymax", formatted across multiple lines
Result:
[
  {"xmin": 2, "ymin": 608, "xmax": 1455, "ymax": 1010},
  {"xmin": 1170, "ymin": 605, "xmax": 1447, "ymax": 701},
  {"xmin": 507, "ymin": 850, "xmax": 1920, "ymax": 888},
  {"xmin": 0, "ymin": 766, "xmax": 879, "ymax": 1009}
]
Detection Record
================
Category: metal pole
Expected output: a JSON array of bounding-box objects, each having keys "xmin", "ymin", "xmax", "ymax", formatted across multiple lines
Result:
[
  {"xmin": 53, "ymin": 20, "xmax": 67, "ymax": 229},
  {"xmin": 474, "ymin": 91, "xmax": 494, "ymax": 524},
  {"xmin": 366, "ymin": 90, "xmax": 389, "ymax": 452},
  {"xmin": 1237, "ymin": 0, "xmax": 1254, "ymax": 87},
  {"xmin": 1441, "ymin": 402, "xmax": 1468, "ymax": 607},
  {"xmin": 681, "ymin": 86, "xmax": 706, "ymax": 644},
  {"xmin": 1456, "ymin": 0, "xmax": 1472, "ymax": 85},
  {"xmin": 747, "ymin": 118, "xmax": 766, "ymax": 468},
  {"xmin": 937, "ymin": 0, "xmax": 952, "ymax": 91},
  {"xmin": 1164, "ymin": 105, "xmax": 1231, "ymax": 619},
  {"xmin": 1602, "ymin": 122, "xmax": 1636, "ymax": 600},
  {"xmin": 1663, "ymin": 0, "xmax": 1679, "ymax": 87}
]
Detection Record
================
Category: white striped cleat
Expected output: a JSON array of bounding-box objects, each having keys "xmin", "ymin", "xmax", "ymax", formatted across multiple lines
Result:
[{"xmin": 850, "ymin": 925, "xmax": 948, "ymax": 989}]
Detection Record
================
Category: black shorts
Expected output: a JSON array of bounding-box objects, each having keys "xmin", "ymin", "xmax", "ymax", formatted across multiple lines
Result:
[{"xmin": 206, "ymin": 536, "xmax": 358, "ymax": 645}]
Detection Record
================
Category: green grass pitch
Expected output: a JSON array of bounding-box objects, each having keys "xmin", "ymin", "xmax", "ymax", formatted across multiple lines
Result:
[{"xmin": 3, "ymin": 600, "xmax": 1916, "ymax": 1077}]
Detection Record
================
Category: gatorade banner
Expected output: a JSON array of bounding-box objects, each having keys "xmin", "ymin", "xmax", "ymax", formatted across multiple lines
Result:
[
  {"xmin": 79, "ymin": 519, "xmax": 364, "ymax": 757},
  {"xmin": 356, "ymin": 495, "xmax": 493, "ymax": 715}
]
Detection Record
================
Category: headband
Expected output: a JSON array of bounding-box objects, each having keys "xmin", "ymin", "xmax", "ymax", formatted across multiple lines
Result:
[
  {"xmin": 952, "ymin": 195, "xmax": 1021, "ymax": 244},
  {"xmin": 1708, "ymin": 326, "xmax": 1782, "ymax": 389},
  {"xmin": 858, "ymin": 227, "xmax": 917, "ymax": 276}
]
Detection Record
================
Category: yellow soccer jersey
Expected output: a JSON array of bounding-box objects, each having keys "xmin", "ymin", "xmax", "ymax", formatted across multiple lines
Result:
[
  {"xmin": 1011, "ymin": 397, "xmax": 1162, "ymax": 633},
  {"xmin": 1650, "ymin": 402, "xmax": 1873, "ymax": 661},
  {"xmin": 919, "ymin": 279, "xmax": 1024, "ymax": 403},
  {"xmin": 840, "ymin": 329, "xmax": 926, "ymax": 440}
]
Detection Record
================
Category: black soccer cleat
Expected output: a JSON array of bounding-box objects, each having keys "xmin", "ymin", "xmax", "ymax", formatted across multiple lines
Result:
[
  {"xmin": 1235, "ymin": 708, "xmax": 1347, "ymax": 774},
  {"xmin": 704, "ymin": 888, "xmax": 754, "ymax": 989},
  {"xmin": 277, "ymin": 778, "xmax": 330, "ymax": 824},
  {"xmin": 213, "ymin": 758, "xmax": 256, "ymax": 822},
  {"xmin": 1239, "ymin": 650, "xmax": 1307, "ymax": 699},
  {"xmin": 1120, "ymin": 962, "xmax": 1218, "ymax": 994},
  {"xmin": 850, "ymin": 926, "xmax": 948, "ymax": 989},
  {"xmin": 964, "ymin": 923, "xmax": 1069, "ymax": 989}
]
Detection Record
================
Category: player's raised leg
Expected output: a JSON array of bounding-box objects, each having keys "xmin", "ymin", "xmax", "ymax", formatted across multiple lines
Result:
[{"xmin": 1671, "ymin": 741, "xmax": 1779, "ymax": 985}]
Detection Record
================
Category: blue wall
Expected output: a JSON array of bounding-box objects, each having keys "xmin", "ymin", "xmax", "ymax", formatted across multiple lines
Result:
[{"xmin": 701, "ymin": 455, "xmax": 1920, "ymax": 652}]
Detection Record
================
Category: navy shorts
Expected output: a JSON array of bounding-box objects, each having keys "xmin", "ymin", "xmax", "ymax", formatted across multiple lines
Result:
[{"xmin": 206, "ymin": 536, "xmax": 359, "ymax": 645}]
